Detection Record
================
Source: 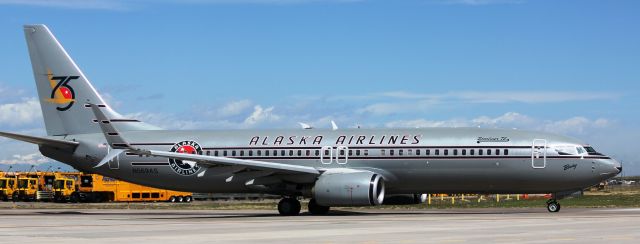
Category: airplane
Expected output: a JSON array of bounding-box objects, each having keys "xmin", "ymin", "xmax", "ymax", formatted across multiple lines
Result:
[{"xmin": 0, "ymin": 24, "xmax": 621, "ymax": 215}]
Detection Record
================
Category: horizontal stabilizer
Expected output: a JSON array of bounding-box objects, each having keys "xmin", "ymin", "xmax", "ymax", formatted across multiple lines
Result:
[{"xmin": 0, "ymin": 131, "xmax": 78, "ymax": 151}]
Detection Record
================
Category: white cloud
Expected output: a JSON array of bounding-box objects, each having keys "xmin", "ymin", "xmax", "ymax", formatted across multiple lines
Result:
[
  {"xmin": 542, "ymin": 117, "xmax": 610, "ymax": 135},
  {"xmin": 243, "ymin": 105, "xmax": 280, "ymax": 126},
  {"xmin": 217, "ymin": 99, "xmax": 253, "ymax": 117},
  {"xmin": 0, "ymin": 98, "xmax": 42, "ymax": 127},
  {"xmin": 385, "ymin": 112, "xmax": 611, "ymax": 135},
  {"xmin": 0, "ymin": 153, "xmax": 49, "ymax": 165}
]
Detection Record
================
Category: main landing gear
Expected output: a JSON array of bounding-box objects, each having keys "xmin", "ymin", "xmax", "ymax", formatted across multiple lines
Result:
[
  {"xmin": 307, "ymin": 198, "xmax": 330, "ymax": 215},
  {"xmin": 278, "ymin": 197, "xmax": 301, "ymax": 216},
  {"xmin": 277, "ymin": 198, "xmax": 332, "ymax": 216},
  {"xmin": 546, "ymin": 199, "xmax": 561, "ymax": 212}
]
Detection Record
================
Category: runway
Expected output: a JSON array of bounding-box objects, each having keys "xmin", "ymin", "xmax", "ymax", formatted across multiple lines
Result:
[{"xmin": 0, "ymin": 208, "xmax": 638, "ymax": 243}]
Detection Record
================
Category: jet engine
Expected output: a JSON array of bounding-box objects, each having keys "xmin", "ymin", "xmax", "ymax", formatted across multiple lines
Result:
[
  {"xmin": 383, "ymin": 194, "xmax": 427, "ymax": 205},
  {"xmin": 313, "ymin": 170, "xmax": 385, "ymax": 206}
]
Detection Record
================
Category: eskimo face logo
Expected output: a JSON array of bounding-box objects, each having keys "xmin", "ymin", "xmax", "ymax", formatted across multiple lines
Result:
[
  {"xmin": 46, "ymin": 69, "xmax": 78, "ymax": 111},
  {"xmin": 168, "ymin": 140, "xmax": 202, "ymax": 176}
]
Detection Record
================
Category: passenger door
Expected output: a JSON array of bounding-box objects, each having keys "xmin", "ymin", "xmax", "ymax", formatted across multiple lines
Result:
[{"xmin": 531, "ymin": 139, "xmax": 547, "ymax": 169}]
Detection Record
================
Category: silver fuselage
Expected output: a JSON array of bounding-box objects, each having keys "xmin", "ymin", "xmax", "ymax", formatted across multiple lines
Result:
[{"xmin": 43, "ymin": 127, "xmax": 620, "ymax": 195}]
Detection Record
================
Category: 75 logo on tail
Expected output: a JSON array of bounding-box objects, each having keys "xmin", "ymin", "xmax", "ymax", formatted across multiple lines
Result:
[{"xmin": 46, "ymin": 69, "xmax": 78, "ymax": 111}]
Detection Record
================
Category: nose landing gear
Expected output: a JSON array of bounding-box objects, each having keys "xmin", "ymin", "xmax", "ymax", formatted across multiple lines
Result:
[{"xmin": 546, "ymin": 199, "xmax": 561, "ymax": 212}]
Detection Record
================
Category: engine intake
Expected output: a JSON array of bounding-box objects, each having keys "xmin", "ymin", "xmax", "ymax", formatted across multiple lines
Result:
[{"xmin": 313, "ymin": 170, "xmax": 385, "ymax": 207}]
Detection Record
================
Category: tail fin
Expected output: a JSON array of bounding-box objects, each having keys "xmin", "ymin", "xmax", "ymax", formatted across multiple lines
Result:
[{"xmin": 24, "ymin": 24, "xmax": 157, "ymax": 136}]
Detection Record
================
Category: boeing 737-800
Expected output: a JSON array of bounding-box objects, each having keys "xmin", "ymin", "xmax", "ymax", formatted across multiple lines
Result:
[{"xmin": 0, "ymin": 25, "xmax": 621, "ymax": 215}]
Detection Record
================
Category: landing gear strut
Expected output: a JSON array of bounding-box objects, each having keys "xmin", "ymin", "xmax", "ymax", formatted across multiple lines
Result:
[
  {"xmin": 278, "ymin": 197, "xmax": 301, "ymax": 216},
  {"xmin": 546, "ymin": 199, "xmax": 561, "ymax": 212},
  {"xmin": 307, "ymin": 198, "xmax": 330, "ymax": 215}
]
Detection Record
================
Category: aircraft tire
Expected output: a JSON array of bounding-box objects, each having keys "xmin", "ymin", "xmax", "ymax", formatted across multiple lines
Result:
[
  {"xmin": 184, "ymin": 196, "xmax": 192, "ymax": 203},
  {"xmin": 278, "ymin": 198, "xmax": 301, "ymax": 216},
  {"xmin": 169, "ymin": 196, "xmax": 177, "ymax": 203},
  {"xmin": 308, "ymin": 198, "xmax": 330, "ymax": 215},
  {"xmin": 177, "ymin": 196, "xmax": 184, "ymax": 202},
  {"xmin": 547, "ymin": 201, "xmax": 561, "ymax": 212}
]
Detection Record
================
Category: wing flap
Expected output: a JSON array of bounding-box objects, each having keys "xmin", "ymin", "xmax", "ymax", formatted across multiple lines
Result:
[
  {"xmin": 0, "ymin": 131, "xmax": 78, "ymax": 151},
  {"xmin": 143, "ymin": 150, "xmax": 320, "ymax": 175}
]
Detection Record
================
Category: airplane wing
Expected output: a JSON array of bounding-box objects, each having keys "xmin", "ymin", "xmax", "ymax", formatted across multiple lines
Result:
[
  {"xmin": 139, "ymin": 149, "xmax": 320, "ymax": 175},
  {"xmin": 88, "ymin": 104, "xmax": 321, "ymax": 176},
  {"xmin": 0, "ymin": 131, "xmax": 79, "ymax": 151}
]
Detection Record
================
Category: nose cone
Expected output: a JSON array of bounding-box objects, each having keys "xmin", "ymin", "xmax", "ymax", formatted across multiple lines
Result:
[{"xmin": 614, "ymin": 160, "xmax": 622, "ymax": 174}]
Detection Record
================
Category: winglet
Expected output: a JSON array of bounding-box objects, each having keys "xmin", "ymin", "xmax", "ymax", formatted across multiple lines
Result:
[{"xmin": 89, "ymin": 104, "xmax": 131, "ymax": 149}]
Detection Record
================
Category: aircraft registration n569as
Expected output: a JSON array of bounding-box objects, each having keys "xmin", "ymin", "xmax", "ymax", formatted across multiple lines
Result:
[{"xmin": 0, "ymin": 25, "xmax": 621, "ymax": 215}]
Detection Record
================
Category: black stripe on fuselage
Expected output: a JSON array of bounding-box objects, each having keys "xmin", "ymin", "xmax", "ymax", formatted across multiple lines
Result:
[{"xmin": 131, "ymin": 162, "xmax": 169, "ymax": 166}]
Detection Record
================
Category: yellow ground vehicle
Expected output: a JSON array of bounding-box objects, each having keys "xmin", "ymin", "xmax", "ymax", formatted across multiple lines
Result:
[
  {"xmin": 53, "ymin": 177, "xmax": 76, "ymax": 202},
  {"xmin": 76, "ymin": 173, "xmax": 192, "ymax": 203},
  {"xmin": 0, "ymin": 174, "xmax": 17, "ymax": 201},
  {"xmin": 15, "ymin": 176, "xmax": 39, "ymax": 201}
]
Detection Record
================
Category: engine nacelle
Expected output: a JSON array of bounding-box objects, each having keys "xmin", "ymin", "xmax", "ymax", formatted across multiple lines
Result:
[
  {"xmin": 313, "ymin": 170, "xmax": 385, "ymax": 207},
  {"xmin": 383, "ymin": 194, "xmax": 427, "ymax": 205}
]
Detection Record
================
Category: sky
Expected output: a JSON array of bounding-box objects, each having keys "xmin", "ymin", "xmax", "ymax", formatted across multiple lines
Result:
[{"xmin": 0, "ymin": 0, "xmax": 638, "ymax": 175}]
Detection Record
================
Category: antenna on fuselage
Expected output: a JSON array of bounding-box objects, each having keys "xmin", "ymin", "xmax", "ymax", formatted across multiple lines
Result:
[
  {"xmin": 331, "ymin": 120, "xmax": 338, "ymax": 131},
  {"xmin": 298, "ymin": 122, "xmax": 313, "ymax": 130}
]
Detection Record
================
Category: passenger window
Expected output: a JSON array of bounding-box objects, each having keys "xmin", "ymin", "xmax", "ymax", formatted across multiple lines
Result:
[
  {"xmin": 504, "ymin": 149, "xmax": 509, "ymax": 155},
  {"xmin": 495, "ymin": 149, "xmax": 500, "ymax": 156},
  {"xmin": 281, "ymin": 150, "xmax": 286, "ymax": 156},
  {"xmin": 315, "ymin": 150, "xmax": 320, "ymax": 156},
  {"xmin": 364, "ymin": 150, "xmax": 369, "ymax": 156},
  {"xmin": 381, "ymin": 149, "xmax": 386, "ymax": 156},
  {"xmin": 356, "ymin": 150, "xmax": 361, "ymax": 156},
  {"xmin": 416, "ymin": 149, "xmax": 421, "ymax": 156},
  {"xmin": 399, "ymin": 149, "xmax": 404, "ymax": 156},
  {"xmin": 265, "ymin": 150, "xmax": 270, "ymax": 156},
  {"xmin": 340, "ymin": 150, "xmax": 345, "ymax": 156},
  {"xmin": 408, "ymin": 149, "xmax": 413, "ymax": 156},
  {"xmin": 132, "ymin": 193, "xmax": 141, "ymax": 198},
  {"xmin": 249, "ymin": 150, "xmax": 253, "ymax": 156},
  {"xmin": 214, "ymin": 151, "xmax": 219, "ymax": 156},
  {"xmin": 444, "ymin": 149, "xmax": 449, "ymax": 156},
  {"xmin": 479, "ymin": 149, "xmax": 483, "ymax": 156},
  {"xmin": 306, "ymin": 150, "xmax": 310, "ymax": 156},
  {"xmin": 240, "ymin": 150, "xmax": 244, "ymax": 156},
  {"xmin": 426, "ymin": 149, "xmax": 430, "ymax": 156},
  {"xmin": 470, "ymin": 149, "xmax": 474, "ymax": 156},
  {"xmin": 223, "ymin": 151, "xmax": 228, "ymax": 156},
  {"xmin": 289, "ymin": 150, "xmax": 294, "ymax": 156},
  {"xmin": 151, "ymin": 193, "xmax": 160, "ymax": 198},
  {"xmin": 453, "ymin": 149, "xmax": 458, "ymax": 156},
  {"xmin": 257, "ymin": 150, "xmax": 261, "ymax": 156},
  {"xmin": 206, "ymin": 151, "xmax": 210, "ymax": 156},
  {"xmin": 462, "ymin": 149, "xmax": 466, "ymax": 156},
  {"xmin": 348, "ymin": 150, "xmax": 353, "ymax": 156},
  {"xmin": 273, "ymin": 150, "xmax": 278, "ymax": 156},
  {"xmin": 435, "ymin": 149, "xmax": 440, "ymax": 156},
  {"xmin": 324, "ymin": 150, "xmax": 329, "ymax": 156},
  {"xmin": 390, "ymin": 150, "xmax": 395, "ymax": 156},
  {"xmin": 487, "ymin": 149, "xmax": 491, "ymax": 155},
  {"xmin": 232, "ymin": 150, "xmax": 236, "ymax": 156},
  {"xmin": 297, "ymin": 150, "xmax": 302, "ymax": 156},
  {"xmin": 142, "ymin": 193, "xmax": 150, "ymax": 198}
]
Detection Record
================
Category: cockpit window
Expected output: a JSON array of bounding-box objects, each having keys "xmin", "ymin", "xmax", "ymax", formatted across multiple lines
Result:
[{"xmin": 583, "ymin": 146, "xmax": 602, "ymax": 155}]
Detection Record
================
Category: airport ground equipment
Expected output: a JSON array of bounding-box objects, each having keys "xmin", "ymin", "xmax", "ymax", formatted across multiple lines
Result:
[
  {"xmin": 75, "ymin": 173, "xmax": 192, "ymax": 203},
  {"xmin": 0, "ymin": 173, "xmax": 17, "ymax": 201}
]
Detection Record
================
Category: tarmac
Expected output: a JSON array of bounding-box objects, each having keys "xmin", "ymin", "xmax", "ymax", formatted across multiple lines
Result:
[{"xmin": 0, "ymin": 207, "xmax": 639, "ymax": 243}]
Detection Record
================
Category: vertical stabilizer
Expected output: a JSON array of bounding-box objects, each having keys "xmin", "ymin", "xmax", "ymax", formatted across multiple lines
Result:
[{"xmin": 24, "ymin": 24, "xmax": 157, "ymax": 136}]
